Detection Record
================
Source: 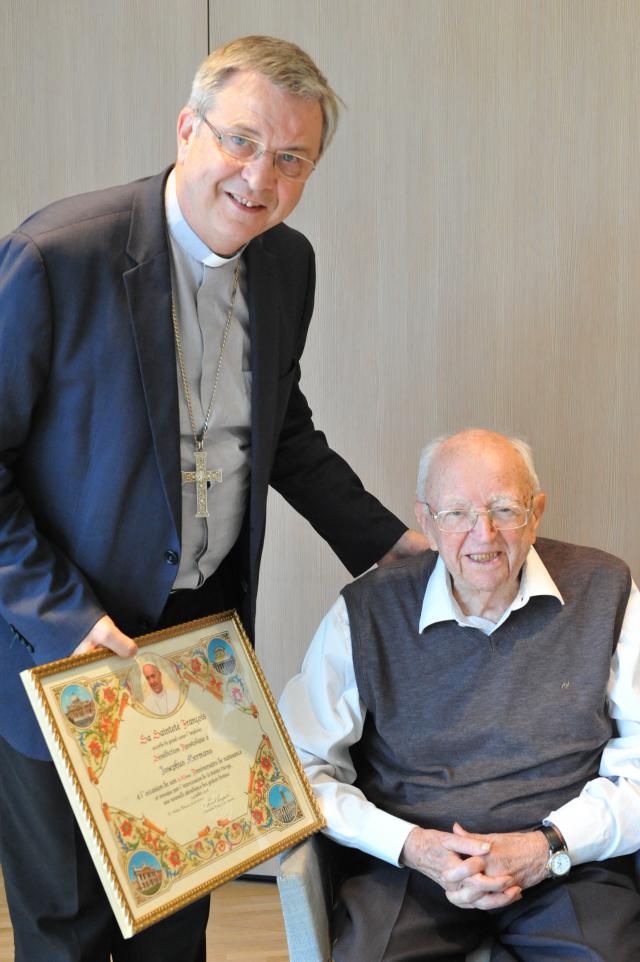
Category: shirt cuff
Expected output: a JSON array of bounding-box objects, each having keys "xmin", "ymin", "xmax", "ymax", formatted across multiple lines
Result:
[
  {"xmin": 344, "ymin": 805, "xmax": 415, "ymax": 866},
  {"xmin": 546, "ymin": 795, "xmax": 613, "ymax": 864}
]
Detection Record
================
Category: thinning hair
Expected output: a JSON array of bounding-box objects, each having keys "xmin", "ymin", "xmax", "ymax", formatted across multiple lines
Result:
[
  {"xmin": 416, "ymin": 431, "xmax": 541, "ymax": 501},
  {"xmin": 187, "ymin": 35, "xmax": 342, "ymax": 155}
]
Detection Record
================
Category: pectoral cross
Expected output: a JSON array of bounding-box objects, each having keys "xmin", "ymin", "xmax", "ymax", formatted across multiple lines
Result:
[{"xmin": 182, "ymin": 444, "xmax": 222, "ymax": 518}]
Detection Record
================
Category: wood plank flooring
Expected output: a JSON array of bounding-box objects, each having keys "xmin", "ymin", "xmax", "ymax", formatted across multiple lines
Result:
[
  {"xmin": 206, "ymin": 880, "xmax": 290, "ymax": 962},
  {"xmin": 0, "ymin": 869, "xmax": 290, "ymax": 961}
]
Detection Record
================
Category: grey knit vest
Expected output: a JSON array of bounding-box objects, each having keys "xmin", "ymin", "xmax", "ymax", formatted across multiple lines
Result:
[{"xmin": 341, "ymin": 537, "xmax": 630, "ymax": 834}]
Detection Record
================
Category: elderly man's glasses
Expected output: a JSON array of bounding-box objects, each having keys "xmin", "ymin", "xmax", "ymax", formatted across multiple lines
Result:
[
  {"xmin": 198, "ymin": 113, "xmax": 317, "ymax": 182},
  {"xmin": 422, "ymin": 502, "xmax": 532, "ymax": 533}
]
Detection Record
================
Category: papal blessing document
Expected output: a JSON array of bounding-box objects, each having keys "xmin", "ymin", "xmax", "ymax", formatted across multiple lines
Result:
[{"xmin": 21, "ymin": 612, "xmax": 323, "ymax": 938}]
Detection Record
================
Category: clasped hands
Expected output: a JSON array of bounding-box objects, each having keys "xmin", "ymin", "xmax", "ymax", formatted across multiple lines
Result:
[{"xmin": 400, "ymin": 822, "xmax": 550, "ymax": 910}]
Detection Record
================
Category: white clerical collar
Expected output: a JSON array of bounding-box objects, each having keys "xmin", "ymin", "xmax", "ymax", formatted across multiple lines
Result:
[
  {"xmin": 165, "ymin": 168, "xmax": 245, "ymax": 267},
  {"xmin": 419, "ymin": 545, "xmax": 564, "ymax": 636}
]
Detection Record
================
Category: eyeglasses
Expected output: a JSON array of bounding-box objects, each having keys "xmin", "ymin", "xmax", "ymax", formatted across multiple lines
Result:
[
  {"xmin": 198, "ymin": 113, "xmax": 317, "ymax": 182},
  {"xmin": 421, "ymin": 502, "xmax": 532, "ymax": 533}
]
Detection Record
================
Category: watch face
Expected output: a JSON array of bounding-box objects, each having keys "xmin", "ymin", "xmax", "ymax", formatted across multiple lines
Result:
[{"xmin": 549, "ymin": 851, "xmax": 571, "ymax": 876}]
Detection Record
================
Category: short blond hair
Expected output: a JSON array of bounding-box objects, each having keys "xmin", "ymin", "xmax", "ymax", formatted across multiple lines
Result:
[{"xmin": 187, "ymin": 35, "xmax": 342, "ymax": 155}]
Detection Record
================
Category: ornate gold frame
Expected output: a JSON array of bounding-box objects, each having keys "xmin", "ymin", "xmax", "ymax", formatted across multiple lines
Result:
[{"xmin": 21, "ymin": 611, "xmax": 324, "ymax": 937}]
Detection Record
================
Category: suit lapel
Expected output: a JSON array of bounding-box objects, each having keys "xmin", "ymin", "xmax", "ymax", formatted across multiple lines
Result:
[
  {"xmin": 121, "ymin": 177, "xmax": 288, "ymax": 560},
  {"xmin": 124, "ymin": 169, "xmax": 181, "ymax": 538},
  {"xmin": 245, "ymin": 237, "xmax": 280, "ymax": 497}
]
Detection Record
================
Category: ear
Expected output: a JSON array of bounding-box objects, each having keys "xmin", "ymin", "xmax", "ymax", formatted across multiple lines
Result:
[
  {"xmin": 414, "ymin": 500, "xmax": 439, "ymax": 550},
  {"xmin": 529, "ymin": 491, "xmax": 546, "ymax": 539},
  {"xmin": 176, "ymin": 108, "xmax": 197, "ymax": 163}
]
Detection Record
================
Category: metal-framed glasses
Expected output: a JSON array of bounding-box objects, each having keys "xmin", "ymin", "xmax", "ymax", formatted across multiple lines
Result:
[
  {"xmin": 422, "ymin": 501, "xmax": 532, "ymax": 533},
  {"xmin": 198, "ymin": 113, "xmax": 317, "ymax": 182}
]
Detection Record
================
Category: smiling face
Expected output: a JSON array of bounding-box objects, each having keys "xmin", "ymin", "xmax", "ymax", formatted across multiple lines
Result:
[
  {"xmin": 174, "ymin": 70, "xmax": 323, "ymax": 256},
  {"xmin": 415, "ymin": 431, "xmax": 546, "ymax": 619}
]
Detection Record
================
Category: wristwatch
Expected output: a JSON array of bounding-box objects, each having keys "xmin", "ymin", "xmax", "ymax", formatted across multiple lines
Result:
[{"xmin": 539, "ymin": 823, "xmax": 571, "ymax": 877}]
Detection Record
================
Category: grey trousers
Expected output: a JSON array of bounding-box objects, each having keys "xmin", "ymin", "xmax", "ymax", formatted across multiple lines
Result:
[{"xmin": 332, "ymin": 854, "xmax": 640, "ymax": 962}]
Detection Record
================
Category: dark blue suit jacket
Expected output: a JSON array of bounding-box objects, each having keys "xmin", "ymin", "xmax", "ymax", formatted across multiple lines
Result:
[{"xmin": 0, "ymin": 168, "xmax": 405, "ymax": 758}]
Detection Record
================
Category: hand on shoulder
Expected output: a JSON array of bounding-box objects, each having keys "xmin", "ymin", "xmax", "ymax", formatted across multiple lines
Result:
[{"xmin": 377, "ymin": 529, "xmax": 429, "ymax": 566}]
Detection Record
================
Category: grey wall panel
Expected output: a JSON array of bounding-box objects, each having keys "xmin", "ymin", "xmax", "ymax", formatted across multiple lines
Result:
[
  {"xmin": 3, "ymin": 1, "xmax": 638, "ymax": 704},
  {"xmin": 209, "ymin": 2, "xmax": 640, "ymax": 695},
  {"xmin": 1, "ymin": 0, "xmax": 207, "ymax": 234}
]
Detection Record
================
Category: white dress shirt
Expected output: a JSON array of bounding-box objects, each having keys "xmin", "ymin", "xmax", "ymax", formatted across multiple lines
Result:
[{"xmin": 279, "ymin": 547, "xmax": 640, "ymax": 866}]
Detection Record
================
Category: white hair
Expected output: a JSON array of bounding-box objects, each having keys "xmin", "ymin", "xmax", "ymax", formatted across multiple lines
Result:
[{"xmin": 416, "ymin": 431, "xmax": 541, "ymax": 501}]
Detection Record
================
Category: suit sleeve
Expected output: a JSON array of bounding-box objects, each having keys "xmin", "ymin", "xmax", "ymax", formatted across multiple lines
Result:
[
  {"xmin": 268, "ymin": 242, "xmax": 407, "ymax": 576},
  {"xmin": 0, "ymin": 232, "xmax": 105, "ymax": 662}
]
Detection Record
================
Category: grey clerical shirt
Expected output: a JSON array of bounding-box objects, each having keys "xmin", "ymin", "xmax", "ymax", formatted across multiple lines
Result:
[{"xmin": 165, "ymin": 169, "xmax": 251, "ymax": 589}]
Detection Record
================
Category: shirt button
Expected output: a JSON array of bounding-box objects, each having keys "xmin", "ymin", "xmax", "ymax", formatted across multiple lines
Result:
[{"xmin": 164, "ymin": 550, "xmax": 179, "ymax": 565}]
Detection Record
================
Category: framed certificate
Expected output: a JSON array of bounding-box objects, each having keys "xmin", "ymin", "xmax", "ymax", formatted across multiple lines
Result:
[{"xmin": 21, "ymin": 612, "xmax": 324, "ymax": 938}]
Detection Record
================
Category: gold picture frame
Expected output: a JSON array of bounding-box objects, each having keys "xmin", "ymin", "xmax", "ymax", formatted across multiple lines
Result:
[{"xmin": 21, "ymin": 611, "xmax": 324, "ymax": 938}]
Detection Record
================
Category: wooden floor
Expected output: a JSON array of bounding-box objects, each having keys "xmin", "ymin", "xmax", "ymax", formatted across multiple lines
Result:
[{"xmin": 0, "ymin": 869, "xmax": 290, "ymax": 961}]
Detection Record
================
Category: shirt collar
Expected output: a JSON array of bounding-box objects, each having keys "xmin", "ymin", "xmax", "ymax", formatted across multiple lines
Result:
[
  {"xmin": 164, "ymin": 168, "xmax": 244, "ymax": 268},
  {"xmin": 419, "ymin": 545, "xmax": 564, "ymax": 634}
]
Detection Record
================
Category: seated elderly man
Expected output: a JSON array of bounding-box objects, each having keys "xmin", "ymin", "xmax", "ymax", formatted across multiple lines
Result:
[{"xmin": 279, "ymin": 429, "xmax": 640, "ymax": 962}]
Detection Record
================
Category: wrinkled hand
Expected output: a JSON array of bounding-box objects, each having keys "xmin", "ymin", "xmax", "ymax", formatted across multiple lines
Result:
[
  {"xmin": 378, "ymin": 529, "xmax": 429, "ymax": 566},
  {"xmin": 400, "ymin": 826, "xmax": 519, "ymax": 911},
  {"xmin": 72, "ymin": 614, "xmax": 138, "ymax": 658},
  {"xmin": 452, "ymin": 823, "xmax": 549, "ymax": 894}
]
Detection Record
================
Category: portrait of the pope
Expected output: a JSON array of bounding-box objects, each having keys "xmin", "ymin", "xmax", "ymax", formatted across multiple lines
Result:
[{"xmin": 134, "ymin": 658, "xmax": 181, "ymax": 716}]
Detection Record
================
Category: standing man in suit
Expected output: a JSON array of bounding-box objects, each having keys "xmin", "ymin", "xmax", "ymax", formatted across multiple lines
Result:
[{"xmin": 0, "ymin": 35, "xmax": 426, "ymax": 962}]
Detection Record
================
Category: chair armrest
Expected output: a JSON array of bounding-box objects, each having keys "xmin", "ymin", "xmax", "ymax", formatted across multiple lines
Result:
[{"xmin": 277, "ymin": 834, "xmax": 333, "ymax": 962}]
